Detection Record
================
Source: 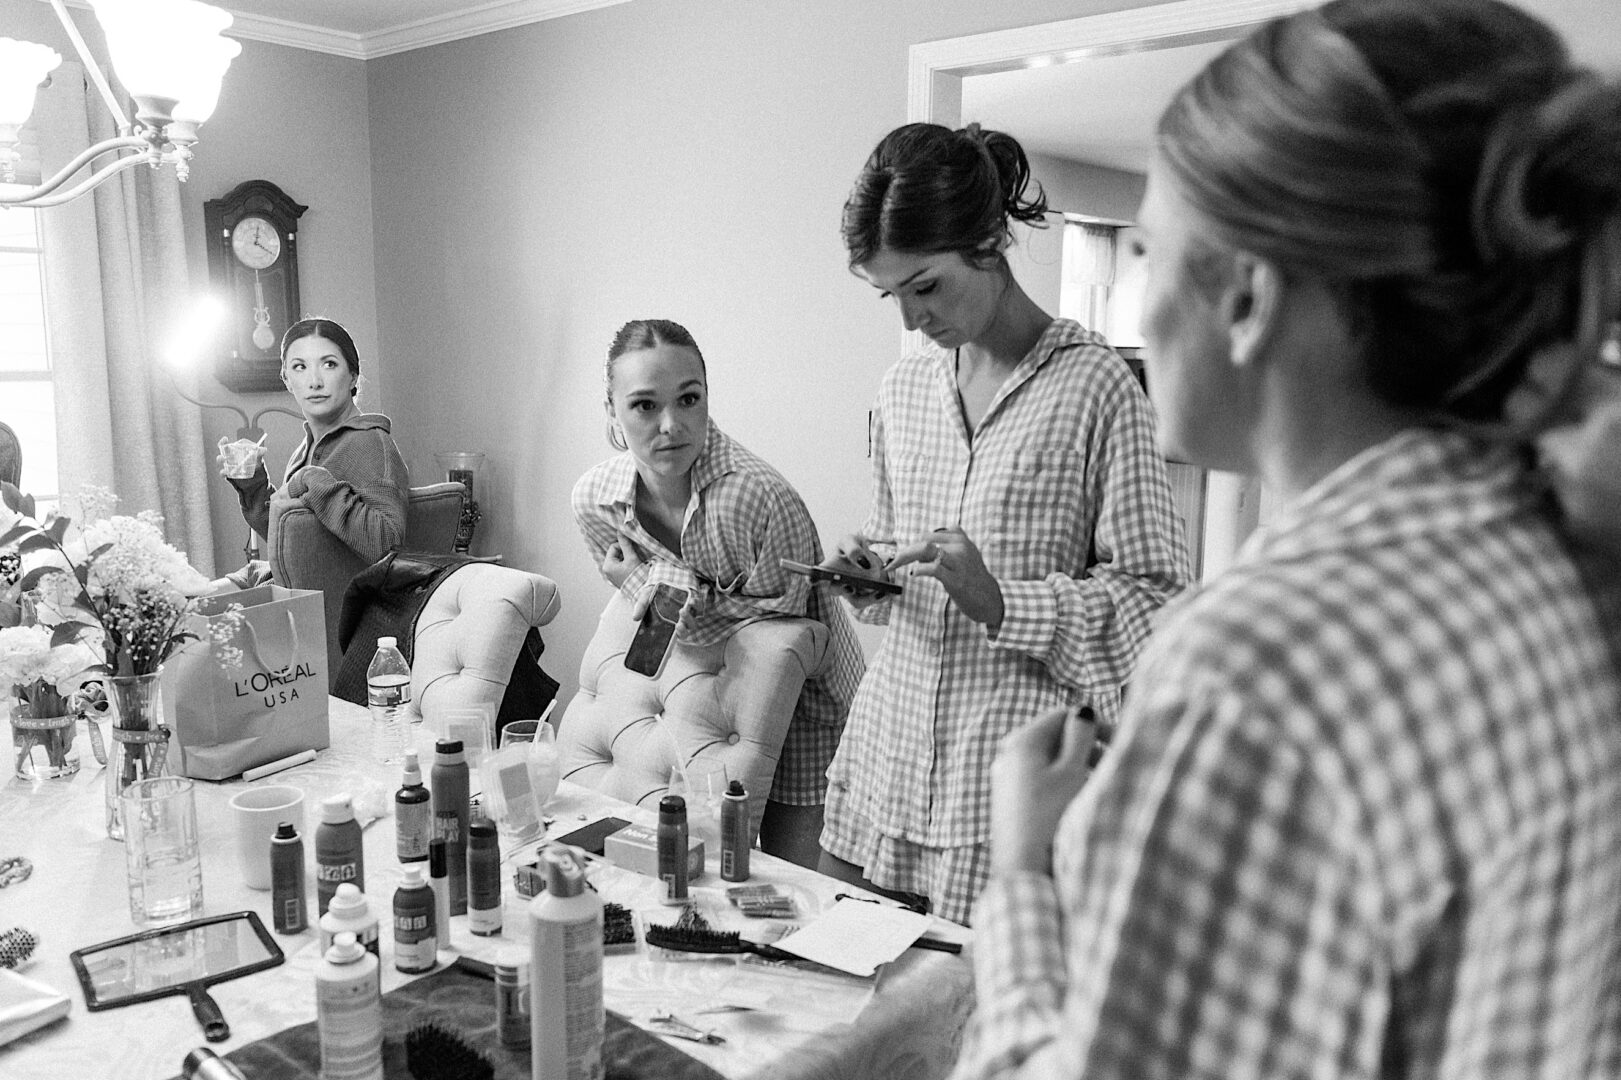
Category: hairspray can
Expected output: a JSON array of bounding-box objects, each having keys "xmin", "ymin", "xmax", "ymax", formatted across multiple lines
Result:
[
  {"xmin": 315, "ymin": 931, "xmax": 383, "ymax": 1080},
  {"xmin": 270, "ymin": 821, "xmax": 307, "ymax": 933},
  {"xmin": 468, "ymin": 819, "xmax": 502, "ymax": 936},
  {"xmin": 719, "ymin": 780, "xmax": 749, "ymax": 882},
  {"xmin": 657, "ymin": 795, "xmax": 688, "ymax": 904},
  {"xmin": 431, "ymin": 739, "xmax": 470, "ymax": 915},
  {"xmin": 529, "ymin": 850, "xmax": 604, "ymax": 1080},
  {"xmin": 315, "ymin": 793, "xmax": 365, "ymax": 918}
]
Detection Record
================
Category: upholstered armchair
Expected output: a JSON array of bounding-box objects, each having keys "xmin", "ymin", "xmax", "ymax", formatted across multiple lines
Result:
[
  {"xmin": 410, "ymin": 562, "xmax": 562, "ymax": 728},
  {"xmin": 556, "ymin": 589, "xmax": 830, "ymax": 844},
  {"xmin": 267, "ymin": 481, "xmax": 466, "ymax": 681}
]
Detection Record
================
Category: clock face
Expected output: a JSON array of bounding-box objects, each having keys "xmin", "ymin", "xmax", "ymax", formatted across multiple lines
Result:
[{"xmin": 230, "ymin": 215, "xmax": 282, "ymax": 270}]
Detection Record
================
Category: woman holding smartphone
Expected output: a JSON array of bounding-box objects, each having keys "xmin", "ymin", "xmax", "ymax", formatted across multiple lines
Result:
[
  {"xmin": 818, "ymin": 123, "xmax": 1190, "ymax": 925},
  {"xmin": 572, "ymin": 318, "xmax": 865, "ymax": 866}
]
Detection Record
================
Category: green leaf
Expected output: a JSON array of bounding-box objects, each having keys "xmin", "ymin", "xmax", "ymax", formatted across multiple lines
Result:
[
  {"xmin": 45, "ymin": 517, "xmax": 70, "ymax": 545},
  {"xmin": 0, "ymin": 601, "xmax": 20, "ymax": 628},
  {"xmin": 49, "ymin": 621, "xmax": 93, "ymax": 647},
  {"xmin": 16, "ymin": 534, "xmax": 57, "ymax": 554},
  {"xmin": 18, "ymin": 565, "xmax": 66, "ymax": 591},
  {"xmin": 0, "ymin": 524, "xmax": 35, "ymax": 547}
]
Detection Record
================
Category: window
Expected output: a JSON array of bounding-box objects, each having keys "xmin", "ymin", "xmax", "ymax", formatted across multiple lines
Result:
[{"xmin": 0, "ymin": 194, "xmax": 59, "ymax": 511}]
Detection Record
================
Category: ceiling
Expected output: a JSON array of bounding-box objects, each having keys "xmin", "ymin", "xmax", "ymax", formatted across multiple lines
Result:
[
  {"xmin": 963, "ymin": 0, "xmax": 1621, "ymax": 175},
  {"xmin": 45, "ymin": 0, "xmax": 1621, "ymax": 156}
]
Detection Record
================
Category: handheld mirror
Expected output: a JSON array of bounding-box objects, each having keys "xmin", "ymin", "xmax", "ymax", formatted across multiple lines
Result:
[{"xmin": 68, "ymin": 910, "xmax": 283, "ymax": 1042}]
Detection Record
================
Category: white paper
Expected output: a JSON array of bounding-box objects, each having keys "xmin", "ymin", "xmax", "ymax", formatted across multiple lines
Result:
[{"xmin": 769, "ymin": 898, "xmax": 933, "ymax": 977}]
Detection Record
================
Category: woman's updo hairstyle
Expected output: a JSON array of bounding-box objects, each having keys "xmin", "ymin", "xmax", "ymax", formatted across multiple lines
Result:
[
  {"xmin": 281, "ymin": 317, "xmax": 362, "ymax": 398},
  {"xmin": 841, "ymin": 122, "xmax": 1049, "ymax": 270},
  {"xmin": 603, "ymin": 318, "xmax": 707, "ymax": 450},
  {"xmin": 1156, "ymin": 0, "xmax": 1621, "ymax": 427}
]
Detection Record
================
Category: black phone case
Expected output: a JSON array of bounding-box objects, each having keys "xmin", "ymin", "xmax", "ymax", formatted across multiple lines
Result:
[
  {"xmin": 624, "ymin": 585, "xmax": 684, "ymax": 677},
  {"xmin": 552, "ymin": 816, "xmax": 632, "ymax": 856}
]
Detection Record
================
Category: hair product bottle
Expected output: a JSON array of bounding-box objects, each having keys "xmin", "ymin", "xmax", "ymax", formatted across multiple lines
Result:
[
  {"xmin": 719, "ymin": 780, "xmax": 749, "ymax": 882},
  {"xmin": 428, "ymin": 837, "xmax": 451, "ymax": 945},
  {"xmin": 270, "ymin": 821, "xmax": 307, "ymax": 933},
  {"xmin": 320, "ymin": 882, "xmax": 380, "ymax": 990},
  {"xmin": 315, "ymin": 793, "xmax": 365, "ymax": 917},
  {"xmin": 393, "ymin": 864, "xmax": 437, "ymax": 973},
  {"xmin": 657, "ymin": 795, "xmax": 688, "ymax": 904},
  {"xmin": 468, "ymin": 819, "xmax": 503, "ymax": 936},
  {"xmin": 431, "ymin": 739, "xmax": 470, "ymax": 915},
  {"xmin": 395, "ymin": 747, "xmax": 431, "ymax": 864},
  {"xmin": 315, "ymin": 930, "xmax": 384, "ymax": 1080},
  {"xmin": 529, "ymin": 850, "xmax": 604, "ymax": 1080}
]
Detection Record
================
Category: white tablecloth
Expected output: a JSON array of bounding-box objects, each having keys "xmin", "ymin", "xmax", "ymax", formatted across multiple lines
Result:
[{"xmin": 0, "ymin": 698, "xmax": 974, "ymax": 1079}]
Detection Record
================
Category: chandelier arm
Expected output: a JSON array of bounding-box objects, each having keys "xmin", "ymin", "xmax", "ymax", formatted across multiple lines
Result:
[
  {"xmin": 0, "ymin": 145, "xmax": 157, "ymax": 209},
  {"xmin": 0, "ymin": 134, "xmax": 155, "ymax": 207},
  {"xmin": 251, "ymin": 406, "xmax": 303, "ymax": 429},
  {"xmin": 48, "ymin": 0, "xmax": 132, "ymax": 133},
  {"xmin": 162, "ymin": 364, "xmax": 251, "ymax": 432}
]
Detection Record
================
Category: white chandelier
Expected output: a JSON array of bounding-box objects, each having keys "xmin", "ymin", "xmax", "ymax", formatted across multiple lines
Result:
[{"xmin": 0, "ymin": 0, "xmax": 239, "ymax": 209}]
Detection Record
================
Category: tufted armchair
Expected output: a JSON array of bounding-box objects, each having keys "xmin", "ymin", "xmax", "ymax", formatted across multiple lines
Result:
[
  {"xmin": 409, "ymin": 562, "xmax": 562, "ymax": 729},
  {"xmin": 268, "ymin": 481, "xmax": 466, "ymax": 683},
  {"xmin": 556, "ymin": 589, "xmax": 829, "ymax": 844}
]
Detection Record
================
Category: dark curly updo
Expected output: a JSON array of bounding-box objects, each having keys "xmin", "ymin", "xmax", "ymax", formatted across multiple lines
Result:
[{"xmin": 841, "ymin": 122, "xmax": 1049, "ymax": 270}]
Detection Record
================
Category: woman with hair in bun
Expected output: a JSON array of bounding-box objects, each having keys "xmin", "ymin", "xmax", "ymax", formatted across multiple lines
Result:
[
  {"xmin": 958, "ymin": 2, "xmax": 1621, "ymax": 1076},
  {"xmin": 817, "ymin": 123, "xmax": 1190, "ymax": 926},
  {"xmin": 218, "ymin": 317, "xmax": 409, "ymax": 585}
]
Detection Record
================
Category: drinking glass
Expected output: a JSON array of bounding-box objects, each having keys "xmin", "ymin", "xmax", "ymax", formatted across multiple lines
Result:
[
  {"xmin": 671, "ymin": 761, "xmax": 728, "ymax": 853},
  {"xmin": 499, "ymin": 720, "xmax": 540, "ymax": 748},
  {"xmin": 122, "ymin": 777, "xmax": 204, "ymax": 927}
]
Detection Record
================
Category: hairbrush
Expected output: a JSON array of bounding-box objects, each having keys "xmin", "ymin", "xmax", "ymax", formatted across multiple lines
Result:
[
  {"xmin": 603, "ymin": 902, "xmax": 635, "ymax": 948},
  {"xmin": 0, "ymin": 927, "xmax": 39, "ymax": 970},
  {"xmin": 642, "ymin": 922, "xmax": 798, "ymax": 961},
  {"xmin": 405, "ymin": 1021, "xmax": 494, "ymax": 1080}
]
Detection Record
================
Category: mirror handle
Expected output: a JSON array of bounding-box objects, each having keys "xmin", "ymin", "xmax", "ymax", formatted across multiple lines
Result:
[{"xmin": 189, "ymin": 985, "xmax": 231, "ymax": 1042}]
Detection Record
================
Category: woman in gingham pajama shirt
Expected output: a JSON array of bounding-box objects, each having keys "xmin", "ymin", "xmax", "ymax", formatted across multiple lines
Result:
[
  {"xmin": 959, "ymin": 2, "xmax": 1621, "ymax": 1077},
  {"xmin": 816, "ymin": 124, "xmax": 1191, "ymax": 926}
]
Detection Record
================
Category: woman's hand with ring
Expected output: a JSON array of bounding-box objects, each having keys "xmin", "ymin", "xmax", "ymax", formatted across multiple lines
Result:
[
  {"xmin": 825, "ymin": 533, "xmax": 893, "ymax": 609},
  {"xmin": 888, "ymin": 525, "xmax": 1005, "ymax": 629}
]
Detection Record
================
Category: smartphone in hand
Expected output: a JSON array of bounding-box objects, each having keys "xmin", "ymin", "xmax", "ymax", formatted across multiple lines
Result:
[
  {"xmin": 780, "ymin": 558, "xmax": 903, "ymax": 596},
  {"xmin": 624, "ymin": 584, "xmax": 687, "ymax": 677}
]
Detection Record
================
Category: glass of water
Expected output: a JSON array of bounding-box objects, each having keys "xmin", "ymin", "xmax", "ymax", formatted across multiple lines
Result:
[{"xmin": 122, "ymin": 776, "xmax": 204, "ymax": 926}]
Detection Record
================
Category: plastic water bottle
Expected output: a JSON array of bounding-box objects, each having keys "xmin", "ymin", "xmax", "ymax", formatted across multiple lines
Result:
[{"xmin": 366, "ymin": 636, "xmax": 411, "ymax": 765}]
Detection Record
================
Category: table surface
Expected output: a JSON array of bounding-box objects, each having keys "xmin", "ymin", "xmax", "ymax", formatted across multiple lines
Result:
[{"xmin": 0, "ymin": 699, "xmax": 974, "ymax": 1080}]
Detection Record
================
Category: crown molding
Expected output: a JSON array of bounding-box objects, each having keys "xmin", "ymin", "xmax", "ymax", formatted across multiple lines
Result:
[{"xmin": 35, "ymin": 0, "xmax": 635, "ymax": 61}]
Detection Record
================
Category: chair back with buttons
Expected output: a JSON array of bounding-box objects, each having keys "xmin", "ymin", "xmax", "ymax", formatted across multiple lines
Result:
[{"xmin": 555, "ymin": 589, "xmax": 828, "ymax": 841}]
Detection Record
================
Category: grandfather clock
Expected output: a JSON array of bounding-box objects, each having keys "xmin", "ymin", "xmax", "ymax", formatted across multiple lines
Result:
[{"xmin": 204, "ymin": 180, "xmax": 307, "ymax": 393}]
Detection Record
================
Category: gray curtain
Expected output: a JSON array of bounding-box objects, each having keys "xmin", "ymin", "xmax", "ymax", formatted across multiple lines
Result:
[{"xmin": 34, "ymin": 62, "xmax": 216, "ymax": 575}]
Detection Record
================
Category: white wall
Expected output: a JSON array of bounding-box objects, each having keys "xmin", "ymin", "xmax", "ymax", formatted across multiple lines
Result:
[{"xmin": 364, "ymin": 0, "xmax": 1177, "ymax": 701}]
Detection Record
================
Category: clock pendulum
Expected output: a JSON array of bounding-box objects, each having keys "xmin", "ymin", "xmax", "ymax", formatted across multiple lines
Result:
[{"xmin": 251, "ymin": 269, "xmax": 276, "ymax": 350}]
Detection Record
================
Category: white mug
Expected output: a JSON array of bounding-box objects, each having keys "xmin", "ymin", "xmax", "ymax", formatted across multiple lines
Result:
[{"xmin": 227, "ymin": 784, "xmax": 305, "ymax": 891}]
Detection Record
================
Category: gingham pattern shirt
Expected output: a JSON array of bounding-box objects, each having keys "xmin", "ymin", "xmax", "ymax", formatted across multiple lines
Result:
[
  {"xmin": 955, "ymin": 427, "xmax": 1621, "ymax": 1080},
  {"xmin": 572, "ymin": 423, "xmax": 865, "ymax": 804},
  {"xmin": 827, "ymin": 319, "xmax": 1188, "ymax": 850}
]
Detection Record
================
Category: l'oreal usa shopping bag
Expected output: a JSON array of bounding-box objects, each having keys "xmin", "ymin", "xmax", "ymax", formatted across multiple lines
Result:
[{"xmin": 164, "ymin": 583, "xmax": 330, "ymax": 780}]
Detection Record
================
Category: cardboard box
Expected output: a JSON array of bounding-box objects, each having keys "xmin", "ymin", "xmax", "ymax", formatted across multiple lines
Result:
[{"xmin": 604, "ymin": 823, "xmax": 705, "ymax": 880}]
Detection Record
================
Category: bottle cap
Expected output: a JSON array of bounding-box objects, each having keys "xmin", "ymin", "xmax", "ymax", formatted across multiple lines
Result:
[
  {"xmin": 435, "ymin": 739, "xmax": 464, "ymax": 758},
  {"xmin": 325, "ymin": 930, "xmax": 365, "ymax": 963},
  {"xmin": 429, "ymin": 837, "xmax": 447, "ymax": 877},
  {"xmin": 319, "ymin": 793, "xmax": 355, "ymax": 824},
  {"xmin": 542, "ymin": 848, "xmax": 585, "ymax": 898},
  {"xmin": 327, "ymin": 882, "xmax": 368, "ymax": 918},
  {"xmin": 469, "ymin": 819, "xmax": 497, "ymax": 844},
  {"xmin": 659, "ymin": 795, "xmax": 686, "ymax": 820},
  {"xmin": 726, "ymin": 779, "xmax": 745, "ymax": 797},
  {"xmin": 273, "ymin": 821, "xmax": 299, "ymax": 840},
  {"xmin": 378, "ymin": 636, "xmax": 397, "ymax": 648},
  {"xmin": 399, "ymin": 864, "xmax": 427, "ymax": 888},
  {"xmin": 401, "ymin": 748, "xmax": 421, "ymax": 785}
]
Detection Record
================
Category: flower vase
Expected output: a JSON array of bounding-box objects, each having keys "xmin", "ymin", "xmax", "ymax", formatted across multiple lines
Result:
[
  {"xmin": 436, "ymin": 451, "xmax": 485, "ymax": 554},
  {"xmin": 104, "ymin": 670, "xmax": 171, "ymax": 841},
  {"xmin": 11, "ymin": 705, "xmax": 80, "ymax": 781}
]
